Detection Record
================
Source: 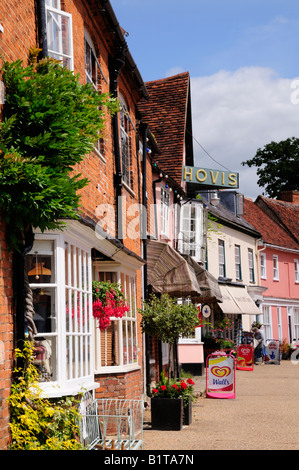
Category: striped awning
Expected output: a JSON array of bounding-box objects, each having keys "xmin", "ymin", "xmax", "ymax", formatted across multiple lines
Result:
[
  {"xmin": 146, "ymin": 240, "xmax": 202, "ymax": 298},
  {"xmin": 219, "ymin": 285, "xmax": 261, "ymax": 315},
  {"xmin": 146, "ymin": 241, "xmax": 222, "ymax": 302},
  {"xmin": 181, "ymin": 254, "xmax": 222, "ymax": 302}
]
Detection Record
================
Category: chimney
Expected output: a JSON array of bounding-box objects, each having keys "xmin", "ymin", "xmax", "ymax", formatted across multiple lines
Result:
[{"xmin": 279, "ymin": 191, "xmax": 299, "ymax": 204}]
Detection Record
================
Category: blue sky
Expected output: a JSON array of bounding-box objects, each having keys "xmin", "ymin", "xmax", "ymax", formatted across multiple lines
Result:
[{"xmin": 110, "ymin": 0, "xmax": 299, "ymax": 198}]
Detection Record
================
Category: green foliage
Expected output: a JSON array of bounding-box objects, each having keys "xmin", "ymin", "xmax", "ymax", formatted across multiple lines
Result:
[
  {"xmin": 7, "ymin": 341, "xmax": 85, "ymax": 450},
  {"xmin": 0, "ymin": 53, "xmax": 118, "ymax": 250},
  {"xmin": 242, "ymin": 137, "xmax": 299, "ymax": 198},
  {"xmin": 140, "ymin": 293, "xmax": 200, "ymax": 344}
]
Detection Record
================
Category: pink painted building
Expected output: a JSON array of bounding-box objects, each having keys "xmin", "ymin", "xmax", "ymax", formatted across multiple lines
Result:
[{"xmin": 243, "ymin": 192, "xmax": 299, "ymax": 345}]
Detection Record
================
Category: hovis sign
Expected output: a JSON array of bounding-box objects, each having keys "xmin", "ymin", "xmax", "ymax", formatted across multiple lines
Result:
[{"xmin": 182, "ymin": 166, "xmax": 239, "ymax": 189}]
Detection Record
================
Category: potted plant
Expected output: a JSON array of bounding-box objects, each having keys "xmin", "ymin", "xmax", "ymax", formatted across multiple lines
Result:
[
  {"xmin": 140, "ymin": 293, "xmax": 201, "ymax": 378},
  {"xmin": 280, "ymin": 339, "xmax": 291, "ymax": 360},
  {"xmin": 150, "ymin": 372, "xmax": 196, "ymax": 430}
]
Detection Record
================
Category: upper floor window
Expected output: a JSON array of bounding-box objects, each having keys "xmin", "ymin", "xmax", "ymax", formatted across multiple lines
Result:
[
  {"xmin": 260, "ymin": 253, "xmax": 266, "ymax": 279},
  {"xmin": 26, "ymin": 233, "xmax": 94, "ymax": 397},
  {"xmin": 273, "ymin": 255, "xmax": 279, "ymax": 281},
  {"xmin": 84, "ymin": 29, "xmax": 105, "ymax": 159},
  {"xmin": 218, "ymin": 239, "xmax": 226, "ymax": 278},
  {"xmin": 45, "ymin": 0, "xmax": 73, "ymax": 70},
  {"xmin": 119, "ymin": 95, "xmax": 133, "ymax": 189},
  {"xmin": 160, "ymin": 185, "xmax": 171, "ymax": 238},
  {"xmin": 248, "ymin": 248, "xmax": 255, "ymax": 283},
  {"xmin": 294, "ymin": 259, "xmax": 299, "ymax": 283},
  {"xmin": 179, "ymin": 203, "xmax": 204, "ymax": 262},
  {"xmin": 235, "ymin": 245, "xmax": 242, "ymax": 281}
]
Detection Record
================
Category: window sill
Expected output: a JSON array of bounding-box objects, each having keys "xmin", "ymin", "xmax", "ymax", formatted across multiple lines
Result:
[
  {"xmin": 122, "ymin": 181, "xmax": 136, "ymax": 198},
  {"xmin": 93, "ymin": 147, "xmax": 106, "ymax": 164},
  {"xmin": 95, "ymin": 364, "xmax": 141, "ymax": 375},
  {"xmin": 38, "ymin": 381, "xmax": 100, "ymax": 398}
]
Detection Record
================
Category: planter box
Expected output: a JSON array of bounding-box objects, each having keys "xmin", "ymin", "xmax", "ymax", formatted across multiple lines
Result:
[
  {"xmin": 151, "ymin": 397, "xmax": 183, "ymax": 431},
  {"xmin": 183, "ymin": 401, "xmax": 192, "ymax": 426}
]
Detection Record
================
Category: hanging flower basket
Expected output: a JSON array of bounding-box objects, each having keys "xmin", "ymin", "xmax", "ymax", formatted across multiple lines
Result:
[{"xmin": 92, "ymin": 281, "xmax": 130, "ymax": 330}]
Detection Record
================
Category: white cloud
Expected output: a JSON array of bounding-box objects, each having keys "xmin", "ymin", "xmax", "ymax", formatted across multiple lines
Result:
[{"xmin": 190, "ymin": 67, "xmax": 299, "ymax": 199}]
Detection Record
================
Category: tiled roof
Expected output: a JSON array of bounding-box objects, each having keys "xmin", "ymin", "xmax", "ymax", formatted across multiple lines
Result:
[
  {"xmin": 256, "ymin": 195, "xmax": 299, "ymax": 244},
  {"xmin": 137, "ymin": 72, "xmax": 192, "ymax": 186},
  {"xmin": 243, "ymin": 197, "xmax": 299, "ymax": 250}
]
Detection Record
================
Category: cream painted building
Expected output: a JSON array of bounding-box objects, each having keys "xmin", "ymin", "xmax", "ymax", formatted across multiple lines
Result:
[{"xmin": 204, "ymin": 191, "xmax": 263, "ymax": 336}]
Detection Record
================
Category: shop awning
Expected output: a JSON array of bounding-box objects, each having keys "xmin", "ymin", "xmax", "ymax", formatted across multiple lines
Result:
[
  {"xmin": 181, "ymin": 254, "xmax": 222, "ymax": 302},
  {"xmin": 219, "ymin": 285, "xmax": 261, "ymax": 315},
  {"xmin": 146, "ymin": 240, "xmax": 202, "ymax": 298}
]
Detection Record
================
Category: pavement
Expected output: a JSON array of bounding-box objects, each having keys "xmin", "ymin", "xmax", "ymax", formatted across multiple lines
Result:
[{"xmin": 143, "ymin": 360, "xmax": 299, "ymax": 450}]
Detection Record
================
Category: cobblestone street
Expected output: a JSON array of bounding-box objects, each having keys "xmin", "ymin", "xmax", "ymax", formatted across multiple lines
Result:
[{"xmin": 143, "ymin": 360, "xmax": 299, "ymax": 450}]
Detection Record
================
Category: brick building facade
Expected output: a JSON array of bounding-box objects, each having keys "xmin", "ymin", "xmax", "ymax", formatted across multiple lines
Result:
[{"xmin": 0, "ymin": 0, "xmax": 156, "ymax": 448}]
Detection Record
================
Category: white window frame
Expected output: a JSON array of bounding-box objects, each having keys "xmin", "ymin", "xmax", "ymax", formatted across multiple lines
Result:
[
  {"xmin": 248, "ymin": 248, "xmax": 255, "ymax": 283},
  {"xmin": 84, "ymin": 29, "xmax": 105, "ymax": 160},
  {"xmin": 160, "ymin": 185, "xmax": 171, "ymax": 238},
  {"xmin": 119, "ymin": 94, "xmax": 132, "ymax": 189},
  {"xmin": 45, "ymin": 0, "xmax": 74, "ymax": 70},
  {"xmin": 273, "ymin": 255, "xmax": 279, "ymax": 281},
  {"xmin": 262, "ymin": 305, "xmax": 272, "ymax": 341},
  {"xmin": 277, "ymin": 306, "xmax": 282, "ymax": 340},
  {"xmin": 27, "ymin": 232, "xmax": 95, "ymax": 397},
  {"xmin": 294, "ymin": 259, "xmax": 299, "ymax": 283},
  {"xmin": 260, "ymin": 252, "xmax": 267, "ymax": 279},
  {"xmin": 178, "ymin": 203, "xmax": 204, "ymax": 262},
  {"xmin": 293, "ymin": 307, "xmax": 299, "ymax": 340},
  {"xmin": 235, "ymin": 244, "xmax": 242, "ymax": 281},
  {"xmin": 93, "ymin": 264, "xmax": 139, "ymax": 374},
  {"xmin": 218, "ymin": 239, "xmax": 226, "ymax": 278}
]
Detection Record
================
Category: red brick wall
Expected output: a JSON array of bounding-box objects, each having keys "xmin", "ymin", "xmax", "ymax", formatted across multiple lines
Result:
[
  {"xmin": 95, "ymin": 369, "xmax": 143, "ymax": 400},
  {"xmin": 0, "ymin": 214, "xmax": 14, "ymax": 450}
]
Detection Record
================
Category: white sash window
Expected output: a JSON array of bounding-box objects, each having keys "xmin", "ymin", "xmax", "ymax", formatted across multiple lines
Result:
[{"xmin": 45, "ymin": 0, "xmax": 73, "ymax": 70}]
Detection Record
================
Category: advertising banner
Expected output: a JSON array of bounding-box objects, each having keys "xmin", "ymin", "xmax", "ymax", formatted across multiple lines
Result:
[
  {"xmin": 237, "ymin": 344, "xmax": 254, "ymax": 371},
  {"xmin": 265, "ymin": 339, "xmax": 280, "ymax": 364},
  {"xmin": 206, "ymin": 353, "xmax": 236, "ymax": 399}
]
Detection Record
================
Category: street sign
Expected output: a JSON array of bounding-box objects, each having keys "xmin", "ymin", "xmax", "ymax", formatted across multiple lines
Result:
[
  {"xmin": 237, "ymin": 344, "xmax": 254, "ymax": 371},
  {"xmin": 182, "ymin": 166, "xmax": 239, "ymax": 189},
  {"xmin": 265, "ymin": 339, "xmax": 280, "ymax": 364},
  {"xmin": 206, "ymin": 352, "xmax": 236, "ymax": 399}
]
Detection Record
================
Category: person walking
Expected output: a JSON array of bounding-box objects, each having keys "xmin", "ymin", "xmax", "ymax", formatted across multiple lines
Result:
[{"xmin": 252, "ymin": 327, "xmax": 265, "ymax": 364}]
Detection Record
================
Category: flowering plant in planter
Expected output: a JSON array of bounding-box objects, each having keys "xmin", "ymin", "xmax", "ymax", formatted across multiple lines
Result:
[
  {"xmin": 151, "ymin": 372, "xmax": 196, "ymax": 405},
  {"xmin": 92, "ymin": 281, "xmax": 130, "ymax": 330}
]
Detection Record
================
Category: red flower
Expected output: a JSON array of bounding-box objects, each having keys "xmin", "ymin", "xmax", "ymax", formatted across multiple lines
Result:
[
  {"xmin": 171, "ymin": 384, "xmax": 178, "ymax": 389},
  {"xmin": 180, "ymin": 382, "xmax": 188, "ymax": 390},
  {"xmin": 187, "ymin": 378, "xmax": 195, "ymax": 385},
  {"xmin": 152, "ymin": 388, "xmax": 158, "ymax": 394},
  {"xmin": 161, "ymin": 385, "xmax": 167, "ymax": 391}
]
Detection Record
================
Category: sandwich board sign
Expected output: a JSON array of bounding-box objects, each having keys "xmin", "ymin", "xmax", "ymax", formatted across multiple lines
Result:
[
  {"xmin": 236, "ymin": 344, "xmax": 254, "ymax": 371},
  {"xmin": 265, "ymin": 339, "xmax": 280, "ymax": 364},
  {"xmin": 206, "ymin": 352, "xmax": 236, "ymax": 399}
]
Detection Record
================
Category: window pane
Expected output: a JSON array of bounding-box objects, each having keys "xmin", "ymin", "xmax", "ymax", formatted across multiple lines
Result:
[
  {"xmin": 32, "ymin": 287, "xmax": 56, "ymax": 334},
  {"xmin": 33, "ymin": 336, "xmax": 57, "ymax": 382}
]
